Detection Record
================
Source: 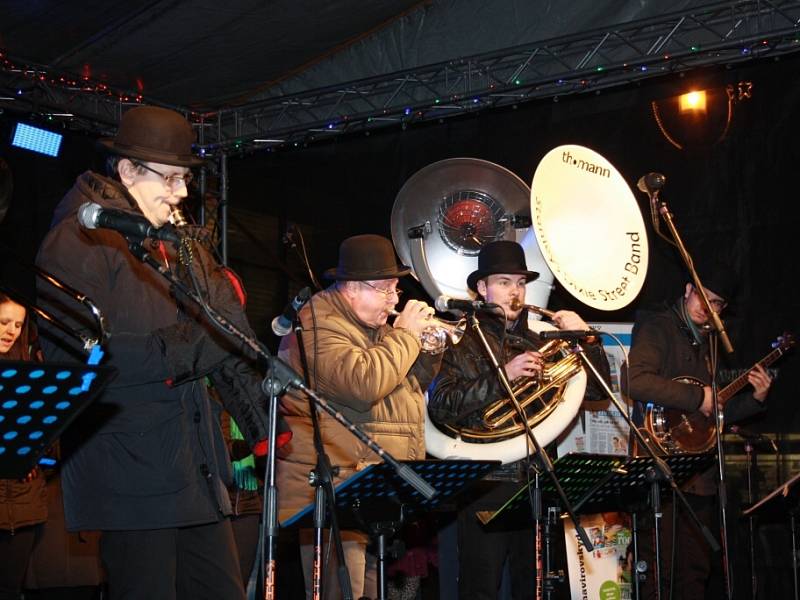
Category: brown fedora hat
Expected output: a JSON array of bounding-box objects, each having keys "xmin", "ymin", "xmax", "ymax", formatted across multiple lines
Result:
[
  {"xmin": 98, "ymin": 106, "xmax": 204, "ymax": 167},
  {"xmin": 324, "ymin": 234, "xmax": 411, "ymax": 281},
  {"xmin": 467, "ymin": 240, "xmax": 539, "ymax": 292}
]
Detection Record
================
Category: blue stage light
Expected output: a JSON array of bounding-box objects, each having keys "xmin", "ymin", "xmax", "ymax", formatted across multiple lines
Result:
[{"xmin": 11, "ymin": 123, "xmax": 63, "ymax": 157}]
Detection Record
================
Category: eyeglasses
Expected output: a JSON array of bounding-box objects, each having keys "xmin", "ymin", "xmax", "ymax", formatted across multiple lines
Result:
[
  {"xmin": 132, "ymin": 161, "xmax": 193, "ymax": 190},
  {"xmin": 361, "ymin": 281, "xmax": 402, "ymax": 300},
  {"xmin": 692, "ymin": 287, "xmax": 727, "ymax": 311}
]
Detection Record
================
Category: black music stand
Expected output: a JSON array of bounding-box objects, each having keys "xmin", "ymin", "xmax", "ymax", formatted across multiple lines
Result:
[
  {"xmin": 477, "ymin": 453, "xmax": 714, "ymax": 600},
  {"xmin": 0, "ymin": 360, "xmax": 114, "ymax": 479},
  {"xmin": 480, "ymin": 452, "xmax": 714, "ymax": 527},
  {"xmin": 742, "ymin": 472, "xmax": 800, "ymax": 600},
  {"xmin": 283, "ymin": 459, "xmax": 499, "ymax": 600}
]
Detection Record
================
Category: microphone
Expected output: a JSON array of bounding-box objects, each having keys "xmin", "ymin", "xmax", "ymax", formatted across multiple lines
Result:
[
  {"xmin": 636, "ymin": 172, "xmax": 666, "ymax": 195},
  {"xmin": 271, "ymin": 287, "xmax": 312, "ymax": 336},
  {"xmin": 77, "ymin": 202, "xmax": 181, "ymax": 244},
  {"xmin": 435, "ymin": 295, "xmax": 498, "ymax": 313},
  {"xmin": 729, "ymin": 425, "xmax": 779, "ymax": 453},
  {"xmin": 538, "ymin": 329, "xmax": 598, "ymax": 341}
]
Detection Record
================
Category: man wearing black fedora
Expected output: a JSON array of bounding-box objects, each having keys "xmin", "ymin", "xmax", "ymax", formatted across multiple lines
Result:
[
  {"xmin": 429, "ymin": 240, "xmax": 610, "ymax": 600},
  {"xmin": 627, "ymin": 271, "xmax": 772, "ymax": 599},
  {"xmin": 276, "ymin": 233, "xmax": 439, "ymax": 599},
  {"xmin": 35, "ymin": 106, "xmax": 279, "ymax": 599}
]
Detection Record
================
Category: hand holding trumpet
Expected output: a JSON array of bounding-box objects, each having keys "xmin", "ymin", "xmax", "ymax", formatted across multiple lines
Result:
[{"xmin": 392, "ymin": 300, "xmax": 435, "ymax": 337}]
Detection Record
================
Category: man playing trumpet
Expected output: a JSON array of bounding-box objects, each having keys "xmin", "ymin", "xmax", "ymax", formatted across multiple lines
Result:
[
  {"xmin": 429, "ymin": 240, "xmax": 610, "ymax": 600},
  {"xmin": 277, "ymin": 234, "xmax": 440, "ymax": 600}
]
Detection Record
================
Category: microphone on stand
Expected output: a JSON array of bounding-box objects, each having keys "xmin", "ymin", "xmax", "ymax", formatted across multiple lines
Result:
[
  {"xmin": 435, "ymin": 295, "xmax": 498, "ymax": 313},
  {"xmin": 729, "ymin": 425, "xmax": 779, "ymax": 453},
  {"xmin": 77, "ymin": 202, "xmax": 181, "ymax": 244},
  {"xmin": 271, "ymin": 287, "xmax": 312, "ymax": 336},
  {"xmin": 636, "ymin": 172, "xmax": 666, "ymax": 195},
  {"xmin": 636, "ymin": 172, "xmax": 667, "ymax": 234},
  {"xmin": 537, "ymin": 329, "xmax": 599, "ymax": 341}
]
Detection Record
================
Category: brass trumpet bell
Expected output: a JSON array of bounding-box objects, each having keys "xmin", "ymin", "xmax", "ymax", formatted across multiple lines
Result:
[{"xmin": 389, "ymin": 310, "xmax": 466, "ymax": 355}]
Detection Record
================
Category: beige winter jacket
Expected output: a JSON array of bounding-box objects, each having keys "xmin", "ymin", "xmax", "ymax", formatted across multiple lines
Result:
[{"xmin": 276, "ymin": 285, "xmax": 439, "ymax": 521}]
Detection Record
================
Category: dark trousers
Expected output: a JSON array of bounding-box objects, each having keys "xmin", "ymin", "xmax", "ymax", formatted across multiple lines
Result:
[
  {"xmin": 457, "ymin": 483, "xmax": 537, "ymax": 600},
  {"xmin": 231, "ymin": 514, "xmax": 260, "ymax": 588},
  {"xmin": 0, "ymin": 525, "xmax": 39, "ymax": 600},
  {"xmin": 100, "ymin": 519, "xmax": 245, "ymax": 600},
  {"xmin": 639, "ymin": 493, "xmax": 718, "ymax": 600}
]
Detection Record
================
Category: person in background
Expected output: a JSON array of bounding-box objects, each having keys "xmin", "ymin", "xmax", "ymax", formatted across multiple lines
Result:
[{"xmin": 0, "ymin": 293, "xmax": 46, "ymax": 600}]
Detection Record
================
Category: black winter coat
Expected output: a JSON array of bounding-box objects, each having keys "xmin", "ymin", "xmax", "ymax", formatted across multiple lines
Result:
[
  {"xmin": 36, "ymin": 171, "xmax": 241, "ymax": 531},
  {"xmin": 429, "ymin": 310, "xmax": 611, "ymax": 431},
  {"xmin": 627, "ymin": 302, "xmax": 765, "ymax": 494}
]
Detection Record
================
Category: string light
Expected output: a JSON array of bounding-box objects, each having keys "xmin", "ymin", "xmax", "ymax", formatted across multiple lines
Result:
[{"xmin": 0, "ymin": 50, "xmax": 145, "ymax": 106}]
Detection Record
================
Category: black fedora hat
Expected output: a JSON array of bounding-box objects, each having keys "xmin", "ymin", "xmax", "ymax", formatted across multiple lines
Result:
[
  {"xmin": 467, "ymin": 240, "xmax": 540, "ymax": 292},
  {"xmin": 98, "ymin": 106, "xmax": 204, "ymax": 167},
  {"xmin": 324, "ymin": 234, "xmax": 410, "ymax": 281}
]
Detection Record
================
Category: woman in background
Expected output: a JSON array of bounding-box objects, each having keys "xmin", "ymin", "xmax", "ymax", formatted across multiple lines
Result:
[{"xmin": 0, "ymin": 293, "xmax": 47, "ymax": 600}]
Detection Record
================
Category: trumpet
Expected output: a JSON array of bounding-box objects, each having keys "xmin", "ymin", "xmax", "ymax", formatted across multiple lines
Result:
[
  {"xmin": 509, "ymin": 298, "xmax": 556, "ymax": 319},
  {"xmin": 389, "ymin": 310, "xmax": 467, "ymax": 355}
]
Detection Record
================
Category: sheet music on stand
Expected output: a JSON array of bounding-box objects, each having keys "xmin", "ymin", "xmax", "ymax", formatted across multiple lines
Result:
[
  {"xmin": 0, "ymin": 360, "xmax": 114, "ymax": 479},
  {"xmin": 282, "ymin": 459, "xmax": 499, "ymax": 530},
  {"xmin": 478, "ymin": 452, "xmax": 714, "ymax": 528},
  {"xmin": 743, "ymin": 471, "xmax": 800, "ymax": 521}
]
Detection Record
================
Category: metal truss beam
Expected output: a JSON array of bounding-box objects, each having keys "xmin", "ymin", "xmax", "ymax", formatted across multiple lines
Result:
[
  {"xmin": 199, "ymin": 0, "xmax": 800, "ymax": 154},
  {"xmin": 2, "ymin": 1, "xmax": 799, "ymax": 153}
]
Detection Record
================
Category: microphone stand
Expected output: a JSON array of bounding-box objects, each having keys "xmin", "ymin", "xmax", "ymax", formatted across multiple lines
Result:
[
  {"xmin": 465, "ymin": 312, "xmax": 596, "ymax": 554},
  {"xmin": 557, "ymin": 339, "xmax": 722, "ymax": 599},
  {"xmin": 292, "ymin": 316, "xmax": 353, "ymax": 600},
  {"xmin": 642, "ymin": 180, "xmax": 735, "ymax": 599}
]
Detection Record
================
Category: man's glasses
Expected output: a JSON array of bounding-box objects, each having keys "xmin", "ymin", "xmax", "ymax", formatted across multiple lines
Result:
[
  {"xmin": 692, "ymin": 287, "xmax": 727, "ymax": 311},
  {"xmin": 361, "ymin": 281, "xmax": 402, "ymax": 300},
  {"xmin": 132, "ymin": 161, "xmax": 193, "ymax": 190}
]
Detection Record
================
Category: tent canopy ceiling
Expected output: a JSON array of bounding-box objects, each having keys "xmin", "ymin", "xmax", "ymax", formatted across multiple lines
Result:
[{"xmin": 0, "ymin": 0, "xmax": 425, "ymax": 109}]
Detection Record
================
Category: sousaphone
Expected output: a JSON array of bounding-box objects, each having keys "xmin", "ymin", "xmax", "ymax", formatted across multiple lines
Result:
[{"xmin": 391, "ymin": 150, "xmax": 647, "ymax": 464}]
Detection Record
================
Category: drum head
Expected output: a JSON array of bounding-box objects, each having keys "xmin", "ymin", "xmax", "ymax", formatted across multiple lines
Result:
[{"xmin": 531, "ymin": 145, "xmax": 648, "ymax": 311}]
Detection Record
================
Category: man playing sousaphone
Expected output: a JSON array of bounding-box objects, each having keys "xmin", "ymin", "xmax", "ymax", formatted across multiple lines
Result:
[
  {"xmin": 428, "ymin": 240, "xmax": 611, "ymax": 600},
  {"xmin": 276, "ymin": 234, "xmax": 440, "ymax": 600}
]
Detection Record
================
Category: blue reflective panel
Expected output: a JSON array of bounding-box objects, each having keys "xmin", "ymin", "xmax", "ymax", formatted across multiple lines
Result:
[
  {"xmin": 0, "ymin": 415, "xmax": 4, "ymax": 423},
  {"xmin": 29, "ymin": 401, "xmax": 44, "ymax": 410},
  {"xmin": 29, "ymin": 369, "xmax": 45, "ymax": 379},
  {"xmin": 29, "ymin": 431, "xmax": 43, "ymax": 440},
  {"xmin": 1, "ymin": 369, "xmax": 17, "ymax": 378},
  {"xmin": 2, "ymin": 400, "xmax": 18, "ymax": 409},
  {"xmin": 16, "ymin": 415, "xmax": 32, "ymax": 425},
  {"xmin": 55, "ymin": 401, "xmax": 71, "ymax": 410},
  {"xmin": 0, "ymin": 447, "xmax": 4, "ymax": 455},
  {"xmin": 3, "ymin": 431, "xmax": 18, "ymax": 440},
  {"xmin": 15, "ymin": 385, "xmax": 31, "ymax": 394},
  {"xmin": 68, "ymin": 387, "xmax": 82, "ymax": 396},
  {"xmin": 56, "ymin": 371, "xmax": 71, "ymax": 380},
  {"xmin": 43, "ymin": 416, "xmax": 57, "ymax": 425},
  {"xmin": 16, "ymin": 446, "xmax": 31, "ymax": 455},
  {"xmin": 42, "ymin": 386, "xmax": 57, "ymax": 395}
]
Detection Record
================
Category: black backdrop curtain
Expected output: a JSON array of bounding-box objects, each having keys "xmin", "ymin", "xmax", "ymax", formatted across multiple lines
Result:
[{"xmin": 228, "ymin": 55, "xmax": 800, "ymax": 432}]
